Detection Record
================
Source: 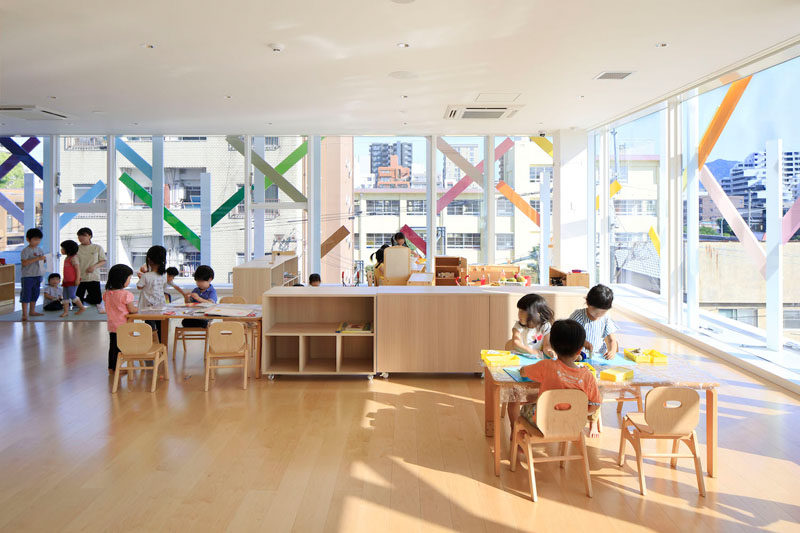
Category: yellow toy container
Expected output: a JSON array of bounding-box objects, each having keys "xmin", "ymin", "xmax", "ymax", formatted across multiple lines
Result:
[
  {"xmin": 575, "ymin": 361, "xmax": 596, "ymax": 377},
  {"xmin": 480, "ymin": 350, "xmax": 519, "ymax": 366},
  {"xmin": 624, "ymin": 348, "xmax": 668, "ymax": 364},
  {"xmin": 599, "ymin": 366, "xmax": 634, "ymax": 382}
]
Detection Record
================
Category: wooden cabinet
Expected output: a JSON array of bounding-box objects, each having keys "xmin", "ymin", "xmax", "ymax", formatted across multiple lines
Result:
[
  {"xmin": 549, "ymin": 266, "xmax": 590, "ymax": 288},
  {"xmin": 0, "ymin": 264, "xmax": 14, "ymax": 310},
  {"xmin": 233, "ymin": 255, "xmax": 298, "ymax": 303},
  {"xmin": 434, "ymin": 256, "xmax": 466, "ymax": 286}
]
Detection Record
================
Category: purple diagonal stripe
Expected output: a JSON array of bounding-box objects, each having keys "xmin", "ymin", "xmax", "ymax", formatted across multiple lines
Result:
[
  {"xmin": 0, "ymin": 137, "xmax": 43, "ymax": 178},
  {"xmin": 0, "ymin": 137, "xmax": 40, "ymax": 180}
]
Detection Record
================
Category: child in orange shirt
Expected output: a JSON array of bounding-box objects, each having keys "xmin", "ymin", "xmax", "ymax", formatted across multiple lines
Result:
[{"xmin": 519, "ymin": 319, "xmax": 602, "ymax": 437}]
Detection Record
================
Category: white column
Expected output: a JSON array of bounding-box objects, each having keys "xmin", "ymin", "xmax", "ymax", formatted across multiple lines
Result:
[
  {"xmin": 243, "ymin": 135, "xmax": 252, "ymax": 261},
  {"xmin": 766, "ymin": 139, "xmax": 783, "ymax": 350},
  {"xmin": 151, "ymin": 135, "xmax": 164, "ymax": 246},
  {"xmin": 484, "ymin": 135, "xmax": 495, "ymax": 264},
  {"xmin": 552, "ymin": 129, "xmax": 588, "ymax": 270},
  {"xmin": 598, "ymin": 130, "xmax": 610, "ymax": 285},
  {"xmin": 426, "ymin": 136, "xmax": 436, "ymax": 272},
  {"xmin": 23, "ymin": 173, "xmax": 35, "ymax": 232},
  {"xmin": 666, "ymin": 99, "xmax": 683, "ymax": 325},
  {"xmin": 106, "ymin": 136, "xmax": 117, "ymax": 266},
  {"xmin": 586, "ymin": 134, "xmax": 596, "ymax": 286},
  {"xmin": 252, "ymin": 136, "xmax": 265, "ymax": 258},
  {"xmin": 307, "ymin": 135, "xmax": 322, "ymax": 275},
  {"xmin": 41, "ymin": 136, "xmax": 58, "ymax": 261},
  {"xmin": 540, "ymin": 171, "xmax": 551, "ymax": 284},
  {"xmin": 684, "ymin": 97, "xmax": 700, "ymax": 327},
  {"xmin": 201, "ymin": 172, "xmax": 212, "ymax": 267}
]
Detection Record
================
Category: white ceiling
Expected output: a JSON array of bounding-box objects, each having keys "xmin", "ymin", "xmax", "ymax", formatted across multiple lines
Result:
[{"xmin": 1, "ymin": 0, "xmax": 799, "ymax": 136}]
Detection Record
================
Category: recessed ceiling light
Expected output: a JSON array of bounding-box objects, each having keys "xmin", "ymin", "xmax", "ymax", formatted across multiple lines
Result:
[
  {"xmin": 402, "ymin": 122, "xmax": 408, "ymax": 126},
  {"xmin": 140, "ymin": 43, "xmax": 156, "ymax": 49},
  {"xmin": 536, "ymin": 122, "xmax": 544, "ymax": 125},
  {"xmin": 399, "ymin": 110, "xmax": 408, "ymax": 114},
  {"xmin": 655, "ymin": 42, "xmax": 668, "ymax": 48},
  {"xmin": 576, "ymin": 95, "xmax": 585, "ymax": 101},
  {"xmin": 225, "ymin": 95, "xmax": 232, "ymax": 99},
  {"xmin": 396, "ymin": 42, "xmax": 410, "ymax": 48},
  {"xmin": 132, "ymin": 122, "xmax": 139, "ymax": 126},
  {"xmin": 268, "ymin": 43, "xmax": 285, "ymax": 53},
  {"xmin": 391, "ymin": 0, "xmax": 415, "ymax": 4},
  {"xmin": 401, "ymin": 95, "xmax": 408, "ymax": 99},
  {"xmin": 48, "ymin": 96, "xmax": 57, "ymax": 99},
  {"xmin": 267, "ymin": 122, "xmax": 272, "ymax": 126}
]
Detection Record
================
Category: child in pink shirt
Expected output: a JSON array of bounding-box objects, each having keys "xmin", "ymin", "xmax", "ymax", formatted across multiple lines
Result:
[
  {"xmin": 103, "ymin": 264, "xmax": 138, "ymax": 374},
  {"xmin": 519, "ymin": 319, "xmax": 602, "ymax": 437}
]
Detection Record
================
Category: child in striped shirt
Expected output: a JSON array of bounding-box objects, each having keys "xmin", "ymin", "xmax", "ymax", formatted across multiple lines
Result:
[{"xmin": 569, "ymin": 284, "xmax": 618, "ymax": 360}]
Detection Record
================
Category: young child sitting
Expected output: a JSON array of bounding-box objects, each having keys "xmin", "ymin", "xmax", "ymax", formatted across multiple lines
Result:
[
  {"xmin": 182, "ymin": 265, "xmax": 217, "ymax": 328},
  {"xmin": 43, "ymin": 273, "xmax": 63, "ymax": 311},
  {"xmin": 504, "ymin": 294, "xmax": 555, "ymax": 426},
  {"xmin": 518, "ymin": 319, "xmax": 602, "ymax": 438},
  {"xmin": 569, "ymin": 284, "xmax": 618, "ymax": 360},
  {"xmin": 308, "ymin": 273, "xmax": 321, "ymax": 287},
  {"xmin": 164, "ymin": 267, "xmax": 188, "ymax": 303}
]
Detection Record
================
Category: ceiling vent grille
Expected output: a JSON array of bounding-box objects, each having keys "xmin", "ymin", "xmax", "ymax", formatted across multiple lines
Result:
[
  {"xmin": 595, "ymin": 71, "xmax": 633, "ymax": 80},
  {"xmin": 444, "ymin": 105, "xmax": 522, "ymax": 120},
  {"xmin": 0, "ymin": 105, "xmax": 68, "ymax": 120}
]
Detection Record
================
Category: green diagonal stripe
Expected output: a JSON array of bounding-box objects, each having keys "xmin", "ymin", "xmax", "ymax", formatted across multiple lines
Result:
[
  {"xmin": 226, "ymin": 136, "xmax": 307, "ymax": 203},
  {"xmin": 210, "ymin": 140, "xmax": 309, "ymax": 226},
  {"xmin": 119, "ymin": 172, "xmax": 202, "ymax": 250}
]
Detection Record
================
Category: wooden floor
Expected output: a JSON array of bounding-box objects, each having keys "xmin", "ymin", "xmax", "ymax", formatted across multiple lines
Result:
[{"xmin": 1, "ymin": 320, "xmax": 799, "ymax": 532}]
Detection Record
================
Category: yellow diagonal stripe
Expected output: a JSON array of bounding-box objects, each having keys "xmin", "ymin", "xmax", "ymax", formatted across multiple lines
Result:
[
  {"xmin": 648, "ymin": 226, "xmax": 661, "ymax": 256},
  {"xmin": 595, "ymin": 180, "xmax": 623, "ymax": 210},
  {"xmin": 530, "ymin": 137, "xmax": 553, "ymax": 158}
]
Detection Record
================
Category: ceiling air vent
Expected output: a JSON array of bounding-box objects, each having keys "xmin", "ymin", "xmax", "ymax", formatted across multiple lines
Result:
[
  {"xmin": 595, "ymin": 71, "xmax": 633, "ymax": 80},
  {"xmin": 444, "ymin": 105, "xmax": 522, "ymax": 119},
  {"xmin": 0, "ymin": 105, "xmax": 69, "ymax": 120}
]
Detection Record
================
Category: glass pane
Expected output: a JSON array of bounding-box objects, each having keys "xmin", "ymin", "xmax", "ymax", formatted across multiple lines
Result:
[
  {"xmin": 115, "ymin": 136, "xmax": 153, "ymax": 274},
  {"xmin": 0, "ymin": 136, "xmax": 44, "ymax": 269}
]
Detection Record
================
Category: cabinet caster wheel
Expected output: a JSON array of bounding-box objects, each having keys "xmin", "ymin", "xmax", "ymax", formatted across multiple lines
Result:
[
  {"xmin": 380, "ymin": 372, "xmax": 389, "ymax": 379},
  {"xmin": 367, "ymin": 374, "xmax": 374, "ymax": 381},
  {"xmin": 268, "ymin": 374, "xmax": 276, "ymax": 381}
]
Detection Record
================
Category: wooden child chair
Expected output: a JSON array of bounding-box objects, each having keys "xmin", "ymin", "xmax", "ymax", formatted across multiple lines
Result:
[
  {"xmin": 617, "ymin": 386, "xmax": 705, "ymax": 496},
  {"xmin": 173, "ymin": 321, "xmax": 209, "ymax": 360},
  {"xmin": 219, "ymin": 295, "xmax": 257, "ymax": 374},
  {"xmin": 510, "ymin": 389, "xmax": 593, "ymax": 502},
  {"xmin": 112, "ymin": 322, "xmax": 169, "ymax": 393},
  {"xmin": 382, "ymin": 246, "xmax": 412, "ymax": 285},
  {"xmin": 204, "ymin": 322, "xmax": 249, "ymax": 391}
]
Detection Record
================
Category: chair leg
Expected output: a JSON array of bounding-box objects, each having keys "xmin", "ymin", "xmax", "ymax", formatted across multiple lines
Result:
[
  {"xmin": 243, "ymin": 354, "xmax": 248, "ymax": 390},
  {"xmin": 510, "ymin": 424, "xmax": 521, "ymax": 472},
  {"xmin": 559, "ymin": 441, "xmax": 568, "ymax": 469},
  {"xmin": 172, "ymin": 331, "xmax": 178, "ymax": 360},
  {"xmin": 500, "ymin": 401, "xmax": 507, "ymax": 419},
  {"xmin": 635, "ymin": 387, "xmax": 643, "ymax": 412},
  {"xmin": 111, "ymin": 358, "xmax": 122, "ymax": 393},
  {"xmin": 633, "ymin": 432, "xmax": 647, "ymax": 496},
  {"xmin": 617, "ymin": 424, "xmax": 628, "ymax": 466},
  {"xmin": 670, "ymin": 439, "xmax": 680, "ymax": 468},
  {"xmin": 527, "ymin": 441, "xmax": 538, "ymax": 502},
  {"xmin": 688, "ymin": 431, "xmax": 706, "ymax": 497},
  {"xmin": 161, "ymin": 348, "xmax": 169, "ymax": 381},
  {"xmin": 616, "ymin": 391, "xmax": 625, "ymax": 413},
  {"xmin": 204, "ymin": 356, "xmax": 211, "ymax": 392},
  {"xmin": 579, "ymin": 434, "xmax": 592, "ymax": 498},
  {"xmin": 150, "ymin": 359, "xmax": 159, "ymax": 392},
  {"xmin": 182, "ymin": 336, "xmax": 187, "ymax": 357}
]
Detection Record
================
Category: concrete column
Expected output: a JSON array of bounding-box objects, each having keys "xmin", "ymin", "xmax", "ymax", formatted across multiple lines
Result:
[
  {"xmin": 484, "ymin": 136, "xmax": 495, "ymax": 264},
  {"xmin": 766, "ymin": 139, "xmax": 783, "ymax": 350},
  {"xmin": 151, "ymin": 135, "xmax": 164, "ymax": 246},
  {"xmin": 540, "ymin": 170, "xmax": 551, "ymax": 283},
  {"xmin": 684, "ymin": 97, "xmax": 700, "ymax": 327},
  {"xmin": 307, "ymin": 135, "xmax": 321, "ymax": 275},
  {"xmin": 106, "ymin": 136, "xmax": 117, "ymax": 266},
  {"xmin": 41, "ymin": 136, "xmax": 58, "ymax": 263},
  {"xmin": 552, "ymin": 129, "xmax": 589, "ymax": 271},
  {"xmin": 244, "ymin": 135, "xmax": 252, "ymax": 262}
]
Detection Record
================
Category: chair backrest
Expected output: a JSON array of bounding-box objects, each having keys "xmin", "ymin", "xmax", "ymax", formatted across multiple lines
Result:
[
  {"xmin": 535, "ymin": 389, "xmax": 589, "ymax": 438},
  {"xmin": 644, "ymin": 387, "xmax": 700, "ymax": 435},
  {"xmin": 220, "ymin": 296, "xmax": 246, "ymax": 304},
  {"xmin": 383, "ymin": 246, "xmax": 411, "ymax": 284},
  {"xmin": 208, "ymin": 321, "xmax": 246, "ymax": 354},
  {"xmin": 116, "ymin": 322, "xmax": 156, "ymax": 355}
]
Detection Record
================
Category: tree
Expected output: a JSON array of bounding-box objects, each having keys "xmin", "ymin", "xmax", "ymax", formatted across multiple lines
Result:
[{"xmin": 0, "ymin": 151, "xmax": 25, "ymax": 189}]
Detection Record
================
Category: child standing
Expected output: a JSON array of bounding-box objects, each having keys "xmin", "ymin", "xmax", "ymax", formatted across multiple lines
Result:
[
  {"xmin": 165, "ymin": 267, "xmax": 187, "ymax": 302},
  {"xmin": 60, "ymin": 240, "xmax": 86, "ymax": 317},
  {"xmin": 43, "ymin": 273, "xmax": 63, "ymax": 311},
  {"xmin": 518, "ymin": 319, "xmax": 603, "ymax": 438},
  {"xmin": 76, "ymin": 227, "xmax": 107, "ymax": 313},
  {"xmin": 182, "ymin": 265, "xmax": 217, "ymax": 328},
  {"xmin": 569, "ymin": 284, "xmax": 618, "ymax": 360},
  {"xmin": 137, "ymin": 245, "xmax": 167, "ymax": 342},
  {"xmin": 19, "ymin": 228, "xmax": 46, "ymax": 320},
  {"xmin": 103, "ymin": 264, "xmax": 137, "ymax": 374},
  {"xmin": 504, "ymin": 294, "xmax": 554, "ymax": 426}
]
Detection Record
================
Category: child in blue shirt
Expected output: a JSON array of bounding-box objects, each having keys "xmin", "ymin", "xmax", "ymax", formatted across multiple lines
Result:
[
  {"xmin": 569, "ymin": 284, "xmax": 618, "ymax": 360},
  {"xmin": 182, "ymin": 265, "xmax": 217, "ymax": 328},
  {"xmin": 20, "ymin": 228, "xmax": 46, "ymax": 320}
]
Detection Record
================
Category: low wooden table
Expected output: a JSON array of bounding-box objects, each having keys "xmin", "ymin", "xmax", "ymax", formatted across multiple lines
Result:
[
  {"xmin": 484, "ymin": 355, "xmax": 720, "ymax": 477},
  {"xmin": 127, "ymin": 304, "xmax": 263, "ymax": 377}
]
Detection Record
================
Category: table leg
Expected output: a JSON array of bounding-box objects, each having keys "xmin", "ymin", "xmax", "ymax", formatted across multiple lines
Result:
[
  {"xmin": 161, "ymin": 318, "xmax": 170, "ymax": 352},
  {"xmin": 255, "ymin": 322, "xmax": 262, "ymax": 379},
  {"xmin": 485, "ymin": 373, "xmax": 494, "ymax": 437},
  {"xmin": 493, "ymin": 384, "xmax": 501, "ymax": 476},
  {"xmin": 706, "ymin": 388, "xmax": 718, "ymax": 477}
]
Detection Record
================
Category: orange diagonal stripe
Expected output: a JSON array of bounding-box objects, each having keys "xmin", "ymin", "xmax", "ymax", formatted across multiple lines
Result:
[
  {"xmin": 698, "ymin": 76, "xmax": 751, "ymax": 169},
  {"xmin": 496, "ymin": 180, "xmax": 540, "ymax": 226}
]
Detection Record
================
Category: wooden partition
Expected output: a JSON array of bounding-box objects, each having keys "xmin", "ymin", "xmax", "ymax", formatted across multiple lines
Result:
[{"xmin": 233, "ymin": 255, "xmax": 299, "ymax": 303}]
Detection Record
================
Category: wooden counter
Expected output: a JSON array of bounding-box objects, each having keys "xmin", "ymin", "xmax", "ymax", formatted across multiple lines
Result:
[{"xmin": 262, "ymin": 285, "xmax": 587, "ymax": 376}]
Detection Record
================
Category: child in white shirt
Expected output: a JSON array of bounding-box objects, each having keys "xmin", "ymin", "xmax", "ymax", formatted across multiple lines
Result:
[{"xmin": 137, "ymin": 245, "xmax": 167, "ymax": 342}]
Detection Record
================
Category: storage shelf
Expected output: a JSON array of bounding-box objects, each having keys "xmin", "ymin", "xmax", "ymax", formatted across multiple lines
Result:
[
  {"xmin": 265, "ymin": 360, "xmax": 299, "ymax": 373},
  {"xmin": 303, "ymin": 359, "xmax": 337, "ymax": 373},
  {"xmin": 265, "ymin": 323, "xmax": 374, "ymax": 336},
  {"xmin": 340, "ymin": 359, "xmax": 374, "ymax": 374}
]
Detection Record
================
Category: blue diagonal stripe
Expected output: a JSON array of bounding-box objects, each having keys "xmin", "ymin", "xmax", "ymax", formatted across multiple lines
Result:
[
  {"xmin": 115, "ymin": 137, "xmax": 153, "ymax": 179},
  {"xmin": 58, "ymin": 180, "xmax": 107, "ymax": 228},
  {"xmin": 0, "ymin": 191, "xmax": 24, "ymax": 223}
]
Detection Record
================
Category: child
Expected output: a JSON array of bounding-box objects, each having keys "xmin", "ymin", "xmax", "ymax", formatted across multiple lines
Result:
[
  {"xmin": 19, "ymin": 228, "xmax": 46, "ymax": 320},
  {"xmin": 391, "ymin": 231, "xmax": 420, "ymax": 258},
  {"xmin": 137, "ymin": 245, "xmax": 167, "ymax": 341},
  {"xmin": 165, "ymin": 267, "xmax": 187, "ymax": 303},
  {"xmin": 60, "ymin": 240, "xmax": 86, "ymax": 317},
  {"xmin": 103, "ymin": 264, "xmax": 137, "ymax": 375},
  {"xmin": 518, "ymin": 319, "xmax": 603, "ymax": 438},
  {"xmin": 76, "ymin": 227, "xmax": 107, "ymax": 313},
  {"xmin": 569, "ymin": 284, "xmax": 618, "ymax": 360},
  {"xmin": 182, "ymin": 265, "xmax": 217, "ymax": 328},
  {"xmin": 43, "ymin": 273, "xmax": 63, "ymax": 311},
  {"xmin": 504, "ymin": 293, "xmax": 554, "ymax": 425},
  {"xmin": 309, "ymin": 273, "xmax": 321, "ymax": 287},
  {"xmin": 370, "ymin": 244, "xmax": 389, "ymax": 286}
]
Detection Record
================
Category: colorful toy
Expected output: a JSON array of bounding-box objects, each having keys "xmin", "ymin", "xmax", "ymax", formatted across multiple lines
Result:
[
  {"xmin": 481, "ymin": 349, "xmax": 520, "ymax": 366},
  {"xmin": 575, "ymin": 361, "xmax": 596, "ymax": 377},
  {"xmin": 624, "ymin": 348, "xmax": 668, "ymax": 364},
  {"xmin": 599, "ymin": 366, "xmax": 634, "ymax": 382}
]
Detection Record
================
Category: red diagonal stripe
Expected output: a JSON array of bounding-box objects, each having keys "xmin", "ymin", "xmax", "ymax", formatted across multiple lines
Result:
[{"xmin": 400, "ymin": 224, "xmax": 426, "ymax": 256}]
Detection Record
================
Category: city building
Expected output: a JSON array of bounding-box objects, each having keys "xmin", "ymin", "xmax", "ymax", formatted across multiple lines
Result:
[
  {"xmin": 375, "ymin": 154, "xmax": 411, "ymax": 188},
  {"xmin": 441, "ymin": 144, "xmax": 479, "ymax": 187},
  {"xmin": 369, "ymin": 142, "xmax": 412, "ymax": 183}
]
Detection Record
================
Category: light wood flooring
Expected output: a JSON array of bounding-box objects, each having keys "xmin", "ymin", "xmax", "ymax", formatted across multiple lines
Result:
[{"xmin": 0, "ymin": 319, "xmax": 799, "ymax": 532}]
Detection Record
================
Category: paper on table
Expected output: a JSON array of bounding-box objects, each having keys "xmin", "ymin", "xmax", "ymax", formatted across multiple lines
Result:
[{"xmin": 504, "ymin": 368, "xmax": 532, "ymax": 382}]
